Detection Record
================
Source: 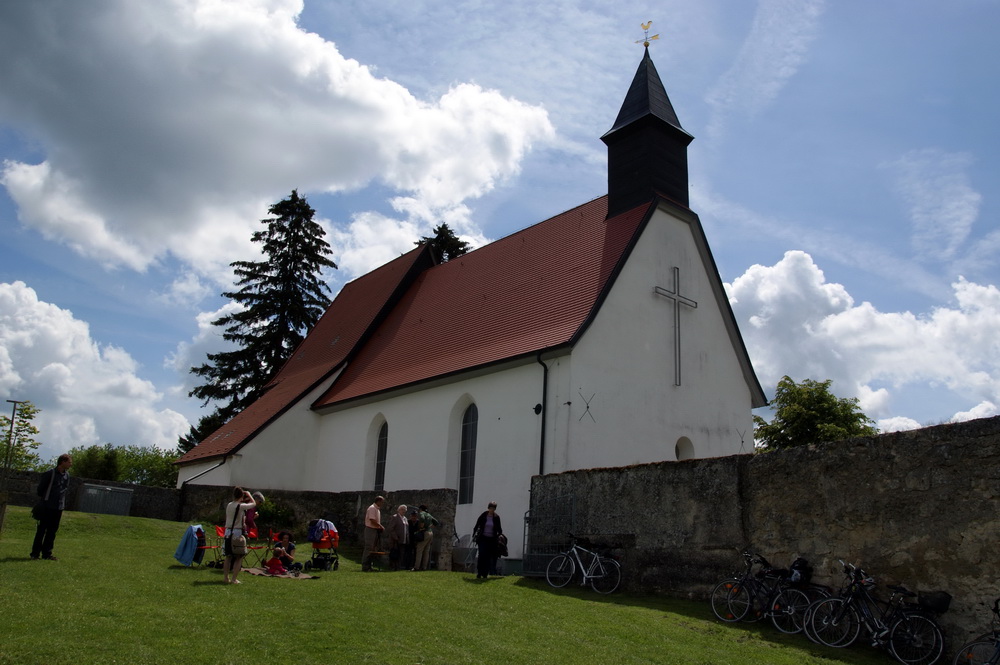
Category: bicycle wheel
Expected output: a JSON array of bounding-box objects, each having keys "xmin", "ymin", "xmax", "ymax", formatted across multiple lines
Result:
[
  {"xmin": 801, "ymin": 589, "xmax": 833, "ymax": 644},
  {"xmin": 889, "ymin": 613, "xmax": 945, "ymax": 665},
  {"xmin": 743, "ymin": 582, "xmax": 771, "ymax": 622},
  {"xmin": 809, "ymin": 598, "xmax": 860, "ymax": 648},
  {"xmin": 727, "ymin": 581, "xmax": 755, "ymax": 622},
  {"xmin": 953, "ymin": 640, "xmax": 1000, "ymax": 665},
  {"xmin": 590, "ymin": 557, "xmax": 621, "ymax": 594},
  {"xmin": 710, "ymin": 579, "xmax": 745, "ymax": 622},
  {"xmin": 546, "ymin": 554, "xmax": 575, "ymax": 588},
  {"xmin": 770, "ymin": 587, "xmax": 811, "ymax": 634}
]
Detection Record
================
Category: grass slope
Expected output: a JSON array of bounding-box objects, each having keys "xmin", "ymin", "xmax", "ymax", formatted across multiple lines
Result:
[{"xmin": 0, "ymin": 507, "xmax": 890, "ymax": 665}]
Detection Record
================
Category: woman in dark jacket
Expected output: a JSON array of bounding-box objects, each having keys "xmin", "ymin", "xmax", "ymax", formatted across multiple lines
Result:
[{"xmin": 472, "ymin": 501, "xmax": 503, "ymax": 579}]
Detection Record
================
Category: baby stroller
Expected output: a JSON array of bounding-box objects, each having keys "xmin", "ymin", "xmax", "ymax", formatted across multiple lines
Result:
[{"xmin": 303, "ymin": 518, "xmax": 339, "ymax": 572}]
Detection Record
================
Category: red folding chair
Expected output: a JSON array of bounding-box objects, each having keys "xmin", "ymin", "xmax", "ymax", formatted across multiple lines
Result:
[
  {"xmin": 244, "ymin": 527, "xmax": 270, "ymax": 567},
  {"xmin": 188, "ymin": 526, "xmax": 221, "ymax": 568},
  {"xmin": 195, "ymin": 526, "xmax": 225, "ymax": 568}
]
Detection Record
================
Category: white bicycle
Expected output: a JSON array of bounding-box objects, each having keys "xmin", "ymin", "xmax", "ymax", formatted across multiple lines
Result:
[{"xmin": 545, "ymin": 533, "xmax": 621, "ymax": 594}]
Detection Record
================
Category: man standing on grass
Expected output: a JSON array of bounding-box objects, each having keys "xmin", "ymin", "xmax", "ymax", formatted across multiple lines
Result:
[
  {"xmin": 31, "ymin": 454, "xmax": 72, "ymax": 561},
  {"xmin": 361, "ymin": 496, "xmax": 385, "ymax": 572}
]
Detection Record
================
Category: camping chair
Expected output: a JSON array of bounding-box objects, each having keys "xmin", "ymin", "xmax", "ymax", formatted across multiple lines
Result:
[
  {"xmin": 193, "ymin": 525, "xmax": 225, "ymax": 568},
  {"xmin": 451, "ymin": 533, "xmax": 478, "ymax": 573},
  {"xmin": 175, "ymin": 524, "xmax": 220, "ymax": 567},
  {"xmin": 244, "ymin": 527, "xmax": 270, "ymax": 567},
  {"xmin": 194, "ymin": 526, "xmax": 222, "ymax": 567}
]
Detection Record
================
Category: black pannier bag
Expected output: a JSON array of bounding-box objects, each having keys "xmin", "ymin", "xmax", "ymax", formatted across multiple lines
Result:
[{"xmin": 789, "ymin": 557, "xmax": 813, "ymax": 584}]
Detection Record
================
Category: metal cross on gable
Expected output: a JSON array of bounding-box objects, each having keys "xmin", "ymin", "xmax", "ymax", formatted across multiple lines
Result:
[{"xmin": 653, "ymin": 266, "xmax": 698, "ymax": 386}]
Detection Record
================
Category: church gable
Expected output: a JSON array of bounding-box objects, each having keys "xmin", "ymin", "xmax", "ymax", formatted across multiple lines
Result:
[{"xmin": 551, "ymin": 201, "xmax": 764, "ymax": 469}]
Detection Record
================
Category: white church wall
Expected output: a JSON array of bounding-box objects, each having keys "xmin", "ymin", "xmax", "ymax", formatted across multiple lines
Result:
[
  {"xmin": 312, "ymin": 362, "xmax": 546, "ymax": 558},
  {"xmin": 551, "ymin": 205, "xmax": 754, "ymax": 470},
  {"xmin": 175, "ymin": 458, "xmax": 233, "ymax": 489},
  {"xmin": 178, "ymin": 379, "xmax": 338, "ymax": 491}
]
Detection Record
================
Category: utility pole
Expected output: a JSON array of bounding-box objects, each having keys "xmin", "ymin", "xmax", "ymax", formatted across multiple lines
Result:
[{"xmin": 0, "ymin": 399, "xmax": 26, "ymax": 536}]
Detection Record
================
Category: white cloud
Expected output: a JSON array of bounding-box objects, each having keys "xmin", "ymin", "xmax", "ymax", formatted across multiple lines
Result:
[
  {"xmin": 167, "ymin": 301, "xmax": 243, "ymax": 397},
  {"xmin": 0, "ymin": 281, "xmax": 190, "ymax": 458},
  {"xmin": 706, "ymin": 0, "xmax": 825, "ymax": 139},
  {"xmin": 0, "ymin": 0, "xmax": 553, "ymax": 287},
  {"xmin": 158, "ymin": 272, "xmax": 215, "ymax": 308},
  {"xmin": 878, "ymin": 416, "xmax": 922, "ymax": 433},
  {"xmin": 951, "ymin": 401, "xmax": 998, "ymax": 422},
  {"xmin": 730, "ymin": 251, "xmax": 1000, "ymax": 423},
  {"xmin": 0, "ymin": 161, "xmax": 148, "ymax": 271},
  {"xmin": 882, "ymin": 149, "xmax": 982, "ymax": 263}
]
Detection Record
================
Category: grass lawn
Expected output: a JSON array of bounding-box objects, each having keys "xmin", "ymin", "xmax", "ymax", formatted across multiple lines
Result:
[{"xmin": 0, "ymin": 506, "xmax": 893, "ymax": 665}]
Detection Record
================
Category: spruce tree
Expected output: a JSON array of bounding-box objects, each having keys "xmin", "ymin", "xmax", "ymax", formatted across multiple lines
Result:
[
  {"xmin": 417, "ymin": 223, "xmax": 471, "ymax": 262},
  {"xmin": 188, "ymin": 190, "xmax": 337, "ymax": 429}
]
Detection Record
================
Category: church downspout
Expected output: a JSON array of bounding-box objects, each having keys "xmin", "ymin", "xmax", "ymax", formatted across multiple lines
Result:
[
  {"xmin": 177, "ymin": 455, "xmax": 229, "ymax": 521},
  {"xmin": 536, "ymin": 353, "xmax": 549, "ymax": 476}
]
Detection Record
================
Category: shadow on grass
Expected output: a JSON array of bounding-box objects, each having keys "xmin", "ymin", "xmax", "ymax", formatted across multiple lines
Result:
[
  {"xmin": 508, "ymin": 576, "xmax": 888, "ymax": 665},
  {"xmin": 461, "ymin": 576, "xmax": 501, "ymax": 585},
  {"xmin": 0, "ymin": 556, "xmax": 38, "ymax": 564}
]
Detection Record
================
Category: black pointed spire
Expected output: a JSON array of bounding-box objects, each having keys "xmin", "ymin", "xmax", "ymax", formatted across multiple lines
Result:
[{"xmin": 602, "ymin": 47, "xmax": 694, "ymax": 216}]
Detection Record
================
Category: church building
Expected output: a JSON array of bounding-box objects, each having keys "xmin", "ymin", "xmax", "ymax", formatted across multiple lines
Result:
[{"xmin": 176, "ymin": 48, "xmax": 768, "ymax": 560}]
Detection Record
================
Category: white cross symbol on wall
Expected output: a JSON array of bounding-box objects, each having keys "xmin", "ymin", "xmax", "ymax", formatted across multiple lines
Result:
[{"xmin": 654, "ymin": 266, "xmax": 698, "ymax": 386}]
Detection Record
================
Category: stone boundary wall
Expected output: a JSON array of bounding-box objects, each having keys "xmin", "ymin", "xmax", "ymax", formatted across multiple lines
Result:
[
  {"xmin": 3, "ymin": 471, "xmax": 180, "ymax": 520},
  {"xmin": 5, "ymin": 471, "xmax": 457, "ymax": 569},
  {"xmin": 530, "ymin": 415, "xmax": 1000, "ymax": 642}
]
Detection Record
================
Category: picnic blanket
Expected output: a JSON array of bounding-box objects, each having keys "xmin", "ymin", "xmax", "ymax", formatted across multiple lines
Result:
[{"xmin": 244, "ymin": 567, "xmax": 319, "ymax": 580}]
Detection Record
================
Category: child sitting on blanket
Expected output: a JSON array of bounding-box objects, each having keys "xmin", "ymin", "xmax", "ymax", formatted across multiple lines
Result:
[{"xmin": 265, "ymin": 547, "xmax": 288, "ymax": 575}]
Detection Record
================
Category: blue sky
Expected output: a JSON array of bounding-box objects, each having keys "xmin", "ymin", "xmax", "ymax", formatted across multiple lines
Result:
[{"xmin": 1, "ymin": 0, "xmax": 998, "ymax": 461}]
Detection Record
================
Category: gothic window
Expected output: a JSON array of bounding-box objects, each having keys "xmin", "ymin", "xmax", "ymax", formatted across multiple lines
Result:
[
  {"xmin": 374, "ymin": 421, "xmax": 388, "ymax": 491},
  {"xmin": 458, "ymin": 404, "xmax": 478, "ymax": 504}
]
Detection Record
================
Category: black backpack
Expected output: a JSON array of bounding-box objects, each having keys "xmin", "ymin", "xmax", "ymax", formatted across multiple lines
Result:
[{"xmin": 789, "ymin": 557, "xmax": 813, "ymax": 583}]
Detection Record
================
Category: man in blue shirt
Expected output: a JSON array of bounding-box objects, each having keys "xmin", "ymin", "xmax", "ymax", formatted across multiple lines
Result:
[{"xmin": 31, "ymin": 453, "xmax": 72, "ymax": 561}]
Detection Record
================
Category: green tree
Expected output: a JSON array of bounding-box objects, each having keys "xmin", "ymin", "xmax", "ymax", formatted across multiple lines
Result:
[
  {"xmin": 753, "ymin": 376, "xmax": 878, "ymax": 451},
  {"xmin": 1, "ymin": 401, "xmax": 44, "ymax": 471},
  {"xmin": 116, "ymin": 445, "xmax": 179, "ymax": 487},
  {"xmin": 417, "ymin": 223, "xmax": 471, "ymax": 262},
  {"xmin": 66, "ymin": 443, "xmax": 179, "ymax": 488},
  {"xmin": 69, "ymin": 444, "xmax": 120, "ymax": 481},
  {"xmin": 188, "ymin": 189, "xmax": 337, "ymax": 428}
]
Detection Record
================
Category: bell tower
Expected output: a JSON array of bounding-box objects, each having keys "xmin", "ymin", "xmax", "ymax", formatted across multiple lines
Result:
[{"xmin": 601, "ymin": 47, "xmax": 694, "ymax": 217}]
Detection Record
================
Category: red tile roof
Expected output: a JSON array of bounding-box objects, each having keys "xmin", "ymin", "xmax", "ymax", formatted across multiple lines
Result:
[
  {"xmin": 313, "ymin": 196, "xmax": 649, "ymax": 407},
  {"xmin": 176, "ymin": 244, "xmax": 434, "ymax": 465}
]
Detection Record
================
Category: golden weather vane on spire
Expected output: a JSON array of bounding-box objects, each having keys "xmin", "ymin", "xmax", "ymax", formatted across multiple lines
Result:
[{"xmin": 635, "ymin": 21, "xmax": 660, "ymax": 48}]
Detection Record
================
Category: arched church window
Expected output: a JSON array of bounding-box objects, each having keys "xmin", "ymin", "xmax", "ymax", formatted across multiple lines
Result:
[
  {"xmin": 459, "ymin": 404, "xmax": 478, "ymax": 504},
  {"xmin": 675, "ymin": 436, "xmax": 694, "ymax": 461},
  {"xmin": 374, "ymin": 422, "xmax": 388, "ymax": 491}
]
